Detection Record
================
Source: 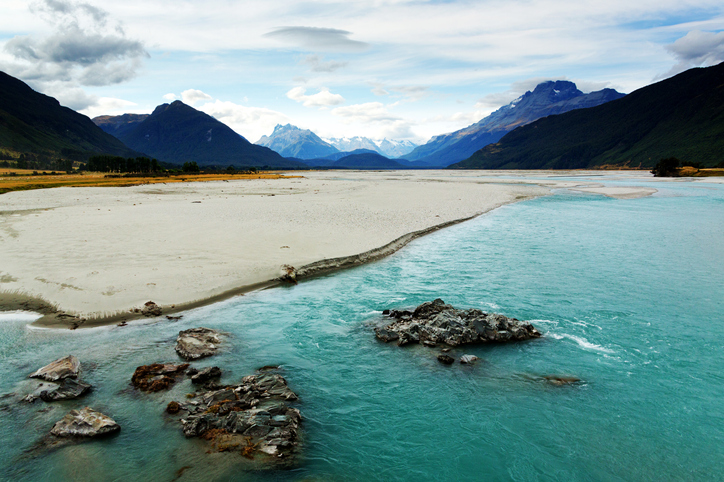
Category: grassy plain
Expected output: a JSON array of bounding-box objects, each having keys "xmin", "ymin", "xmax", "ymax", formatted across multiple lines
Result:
[{"xmin": 0, "ymin": 170, "xmax": 297, "ymax": 194}]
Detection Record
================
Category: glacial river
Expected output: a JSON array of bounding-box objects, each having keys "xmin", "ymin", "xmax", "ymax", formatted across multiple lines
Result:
[{"xmin": 1, "ymin": 176, "xmax": 723, "ymax": 481}]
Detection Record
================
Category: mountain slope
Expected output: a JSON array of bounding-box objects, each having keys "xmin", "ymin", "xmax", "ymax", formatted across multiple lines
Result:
[
  {"xmin": 451, "ymin": 63, "xmax": 724, "ymax": 169},
  {"xmin": 0, "ymin": 71, "xmax": 139, "ymax": 160},
  {"xmin": 404, "ymin": 81, "xmax": 625, "ymax": 167},
  {"xmin": 256, "ymin": 124, "xmax": 339, "ymax": 159},
  {"xmin": 330, "ymin": 152, "xmax": 407, "ymax": 169},
  {"xmin": 113, "ymin": 101, "xmax": 305, "ymax": 168},
  {"xmin": 93, "ymin": 113, "xmax": 149, "ymax": 139}
]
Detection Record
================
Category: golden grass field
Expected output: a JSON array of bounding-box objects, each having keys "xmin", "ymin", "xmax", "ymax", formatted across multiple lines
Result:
[{"xmin": 0, "ymin": 169, "xmax": 299, "ymax": 194}]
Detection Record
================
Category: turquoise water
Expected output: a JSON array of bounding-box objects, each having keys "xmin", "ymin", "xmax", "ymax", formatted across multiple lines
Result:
[{"xmin": 1, "ymin": 179, "xmax": 723, "ymax": 481}]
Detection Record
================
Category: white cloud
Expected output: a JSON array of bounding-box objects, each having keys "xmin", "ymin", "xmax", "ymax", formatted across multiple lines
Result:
[
  {"xmin": 662, "ymin": 30, "xmax": 724, "ymax": 78},
  {"xmin": 264, "ymin": 26, "xmax": 369, "ymax": 52},
  {"xmin": 301, "ymin": 54, "xmax": 347, "ymax": 72},
  {"xmin": 79, "ymin": 96, "xmax": 138, "ymax": 119},
  {"xmin": 181, "ymin": 88, "xmax": 213, "ymax": 106},
  {"xmin": 163, "ymin": 93, "xmax": 177, "ymax": 101},
  {"xmin": 197, "ymin": 100, "xmax": 291, "ymax": 143},
  {"xmin": 330, "ymin": 102, "xmax": 416, "ymax": 139},
  {"xmin": 286, "ymin": 86, "xmax": 345, "ymax": 108}
]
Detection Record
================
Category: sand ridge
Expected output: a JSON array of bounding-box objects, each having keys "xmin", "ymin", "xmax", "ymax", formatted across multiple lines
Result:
[{"xmin": 0, "ymin": 171, "xmax": 549, "ymax": 327}]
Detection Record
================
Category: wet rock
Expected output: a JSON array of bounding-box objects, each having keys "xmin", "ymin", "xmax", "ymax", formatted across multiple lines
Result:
[
  {"xmin": 376, "ymin": 299, "xmax": 541, "ymax": 348},
  {"xmin": 50, "ymin": 407, "xmax": 120, "ymax": 437},
  {"xmin": 167, "ymin": 401, "xmax": 181, "ymax": 414},
  {"xmin": 191, "ymin": 366, "xmax": 222, "ymax": 384},
  {"xmin": 460, "ymin": 355, "xmax": 479, "ymax": 364},
  {"xmin": 175, "ymin": 327, "xmax": 223, "ymax": 360},
  {"xmin": 29, "ymin": 355, "xmax": 81, "ymax": 381},
  {"xmin": 177, "ymin": 373, "xmax": 301, "ymax": 463},
  {"xmin": 437, "ymin": 355, "xmax": 455, "ymax": 365},
  {"xmin": 39, "ymin": 379, "xmax": 92, "ymax": 402},
  {"xmin": 141, "ymin": 301, "xmax": 162, "ymax": 317},
  {"xmin": 131, "ymin": 363, "xmax": 189, "ymax": 392},
  {"xmin": 543, "ymin": 375, "xmax": 581, "ymax": 386}
]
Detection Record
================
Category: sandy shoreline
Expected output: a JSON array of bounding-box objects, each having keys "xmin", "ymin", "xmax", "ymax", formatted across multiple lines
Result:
[{"xmin": 0, "ymin": 170, "xmax": 666, "ymax": 329}]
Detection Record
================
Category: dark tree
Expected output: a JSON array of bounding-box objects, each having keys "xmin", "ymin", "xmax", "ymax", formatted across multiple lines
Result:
[{"xmin": 651, "ymin": 157, "xmax": 680, "ymax": 177}]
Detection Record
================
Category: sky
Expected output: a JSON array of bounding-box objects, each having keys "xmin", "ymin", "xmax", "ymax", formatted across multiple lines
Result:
[{"xmin": 1, "ymin": 0, "xmax": 723, "ymax": 144}]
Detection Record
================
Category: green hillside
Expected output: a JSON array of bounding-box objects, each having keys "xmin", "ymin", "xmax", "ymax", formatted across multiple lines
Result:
[
  {"xmin": 451, "ymin": 63, "xmax": 724, "ymax": 169},
  {"xmin": 0, "ymin": 71, "xmax": 139, "ymax": 161}
]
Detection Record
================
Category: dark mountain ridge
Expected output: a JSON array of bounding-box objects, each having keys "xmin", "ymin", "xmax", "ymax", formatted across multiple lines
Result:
[
  {"xmin": 451, "ymin": 63, "xmax": 724, "ymax": 169},
  {"xmin": 106, "ymin": 101, "xmax": 305, "ymax": 168},
  {"xmin": 0, "ymin": 71, "xmax": 139, "ymax": 160}
]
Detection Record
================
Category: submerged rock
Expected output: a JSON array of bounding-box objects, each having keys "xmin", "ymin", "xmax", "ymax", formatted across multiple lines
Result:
[
  {"xmin": 191, "ymin": 366, "xmax": 222, "ymax": 384},
  {"xmin": 437, "ymin": 355, "xmax": 455, "ymax": 365},
  {"xmin": 39, "ymin": 379, "xmax": 92, "ymax": 402},
  {"xmin": 50, "ymin": 407, "xmax": 120, "ymax": 437},
  {"xmin": 29, "ymin": 355, "xmax": 81, "ymax": 381},
  {"xmin": 131, "ymin": 363, "xmax": 189, "ymax": 392},
  {"xmin": 176, "ymin": 327, "xmax": 223, "ymax": 360},
  {"xmin": 460, "ymin": 355, "xmax": 479, "ymax": 364},
  {"xmin": 172, "ymin": 372, "xmax": 301, "ymax": 463},
  {"xmin": 543, "ymin": 375, "xmax": 581, "ymax": 386},
  {"xmin": 375, "ymin": 299, "xmax": 541, "ymax": 347}
]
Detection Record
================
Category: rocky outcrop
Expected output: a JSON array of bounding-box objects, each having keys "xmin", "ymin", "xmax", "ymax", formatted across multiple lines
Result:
[
  {"xmin": 39, "ymin": 379, "xmax": 92, "ymax": 402},
  {"xmin": 170, "ymin": 373, "xmax": 301, "ymax": 461},
  {"xmin": 175, "ymin": 328, "xmax": 223, "ymax": 360},
  {"xmin": 50, "ymin": 407, "xmax": 120, "ymax": 437},
  {"xmin": 375, "ymin": 299, "xmax": 541, "ymax": 347},
  {"xmin": 29, "ymin": 355, "xmax": 81, "ymax": 381},
  {"xmin": 131, "ymin": 363, "xmax": 189, "ymax": 392},
  {"xmin": 189, "ymin": 366, "xmax": 222, "ymax": 384}
]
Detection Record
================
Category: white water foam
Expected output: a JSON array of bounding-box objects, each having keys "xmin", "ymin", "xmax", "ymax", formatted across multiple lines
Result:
[
  {"xmin": 549, "ymin": 333, "xmax": 615, "ymax": 353},
  {"xmin": 0, "ymin": 311, "xmax": 42, "ymax": 323}
]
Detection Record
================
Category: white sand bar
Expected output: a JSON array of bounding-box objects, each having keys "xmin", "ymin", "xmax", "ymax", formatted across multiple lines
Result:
[{"xmin": 0, "ymin": 170, "xmax": 550, "ymax": 319}]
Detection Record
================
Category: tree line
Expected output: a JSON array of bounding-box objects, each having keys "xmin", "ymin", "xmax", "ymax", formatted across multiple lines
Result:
[{"xmin": 86, "ymin": 155, "xmax": 161, "ymax": 173}]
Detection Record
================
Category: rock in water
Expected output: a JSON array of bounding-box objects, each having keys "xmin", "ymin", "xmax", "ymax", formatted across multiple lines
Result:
[
  {"xmin": 437, "ymin": 355, "xmax": 455, "ymax": 365},
  {"xmin": 39, "ymin": 379, "xmax": 92, "ymax": 402},
  {"xmin": 191, "ymin": 366, "xmax": 222, "ymax": 384},
  {"xmin": 176, "ymin": 327, "xmax": 223, "ymax": 360},
  {"xmin": 50, "ymin": 407, "xmax": 120, "ymax": 437},
  {"xmin": 29, "ymin": 355, "xmax": 81, "ymax": 381},
  {"xmin": 375, "ymin": 299, "xmax": 541, "ymax": 347},
  {"xmin": 174, "ymin": 373, "xmax": 301, "ymax": 463},
  {"xmin": 460, "ymin": 355, "xmax": 479, "ymax": 364},
  {"xmin": 132, "ymin": 363, "xmax": 189, "ymax": 392}
]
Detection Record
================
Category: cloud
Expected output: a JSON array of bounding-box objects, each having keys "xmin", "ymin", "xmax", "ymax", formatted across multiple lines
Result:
[
  {"xmin": 79, "ymin": 96, "xmax": 138, "ymax": 119},
  {"xmin": 301, "ymin": 54, "xmax": 347, "ymax": 72},
  {"xmin": 286, "ymin": 86, "xmax": 345, "ymax": 108},
  {"xmin": 196, "ymin": 100, "xmax": 291, "ymax": 143},
  {"xmin": 181, "ymin": 89, "xmax": 213, "ymax": 106},
  {"xmin": 330, "ymin": 101, "xmax": 416, "ymax": 138},
  {"xmin": 264, "ymin": 27, "xmax": 369, "ymax": 52},
  {"xmin": 2, "ymin": 0, "xmax": 146, "ymax": 88},
  {"xmin": 662, "ymin": 30, "xmax": 724, "ymax": 77},
  {"xmin": 163, "ymin": 93, "xmax": 177, "ymax": 101}
]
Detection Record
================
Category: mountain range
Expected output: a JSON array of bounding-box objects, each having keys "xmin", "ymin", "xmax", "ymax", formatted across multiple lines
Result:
[
  {"xmin": 403, "ymin": 81, "xmax": 625, "ymax": 167},
  {"xmin": 451, "ymin": 62, "xmax": 724, "ymax": 169},
  {"xmin": 256, "ymin": 124, "xmax": 339, "ymax": 159},
  {"xmin": 94, "ymin": 102, "xmax": 305, "ymax": 169},
  {"xmin": 0, "ymin": 71, "xmax": 138, "ymax": 161}
]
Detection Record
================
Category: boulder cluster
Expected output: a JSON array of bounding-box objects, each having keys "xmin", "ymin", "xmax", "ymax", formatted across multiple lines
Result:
[
  {"xmin": 22, "ymin": 326, "xmax": 302, "ymax": 466},
  {"xmin": 375, "ymin": 299, "xmax": 541, "ymax": 347},
  {"xmin": 174, "ymin": 373, "xmax": 301, "ymax": 460}
]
